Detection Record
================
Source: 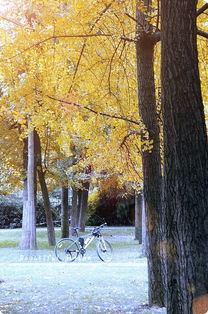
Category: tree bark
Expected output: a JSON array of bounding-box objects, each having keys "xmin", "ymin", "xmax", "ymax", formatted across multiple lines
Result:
[
  {"xmin": 141, "ymin": 193, "xmax": 147, "ymax": 256},
  {"xmin": 134, "ymin": 192, "xmax": 142, "ymax": 243},
  {"xmin": 77, "ymin": 189, "xmax": 82, "ymax": 225},
  {"xmin": 78, "ymin": 182, "xmax": 90, "ymax": 232},
  {"xmin": 20, "ymin": 130, "xmax": 37, "ymax": 249},
  {"xmin": 161, "ymin": 0, "xmax": 208, "ymax": 312},
  {"xmin": 35, "ymin": 131, "xmax": 56, "ymax": 246},
  {"xmin": 70, "ymin": 188, "xmax": 77, "ymax": 236},
  {"xmin": 136, "ymin": 3, "xmax": 164, "ymax": 305},
  {"xmin": 70, "ymin": 188, "xmax": 79, "ymax": 236},
  {"xmin": 61, "ymin": 186, "xmax": 70, "ymax": 238}
]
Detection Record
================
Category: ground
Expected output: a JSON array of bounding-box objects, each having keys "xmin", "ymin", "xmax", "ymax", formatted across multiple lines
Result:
[{"xmin": 0, "ymin": 227, "xmax": 166, "ymax": 313}]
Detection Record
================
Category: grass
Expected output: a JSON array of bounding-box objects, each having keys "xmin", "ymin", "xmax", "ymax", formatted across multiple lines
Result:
[
  {"xmin": 0, "ymin": 240, "xmax": 19, "ymax": 248},
  {"xmin": 0, "ymin": 226, "xmax": 136, "ymax": 250},
  {"xmin": 0, "ymin": 227, "xmax": 166, "ymax": 313}
]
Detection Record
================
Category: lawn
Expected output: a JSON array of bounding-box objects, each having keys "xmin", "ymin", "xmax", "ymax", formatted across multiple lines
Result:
[{"xmin": 0, "ymin": 227, "xmax": 166, "ymax": 313}]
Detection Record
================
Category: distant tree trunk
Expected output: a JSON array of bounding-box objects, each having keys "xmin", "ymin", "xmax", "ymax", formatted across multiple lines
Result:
[
  {"xmin": 76, "ymin": 189, "xmax": 82, "ymax": 225},
  {"xmin": 136, "ymin": 3, "xmax": 164, "ymax": 305},
  {"xmin": 141, "ymin": 194, "xmax": 147, "ymax": 256},
  {"xmin": 78, "ymin": 182, "xmax": 90, "ymax": 232},
  {"xmin": 22, "ymin": 137, "xmax": 28, "ymax": 229},
  {"xmin": 35, "ymin": 131, "xmax": 56, "ymax": 246},
  {"xmin": 20, "ymin": 130, "xmax": 37, "ymax": 249},
  {"xmin": 61, "ymin": 186, "xmax": 69, "ymax": 238},
  {"xmin": 70, "ymin": 188, "xmax": 78, "ymax": 236},
  {"xmin": 135, "ymin": 192, "xmax": 142, "ymax": 243},
  {"xmin": 161, "ymin": 0, "xmax": 208, "ymax": 312}
]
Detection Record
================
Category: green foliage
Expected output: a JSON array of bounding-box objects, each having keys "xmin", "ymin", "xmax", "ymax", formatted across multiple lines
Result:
[
  {"xmin": 0, "ymin": 194, "xmax": 22, "ymax": 228},
  {"xmin": 0, "ymin": 193, "xmax": 59, "ymax": 228}
]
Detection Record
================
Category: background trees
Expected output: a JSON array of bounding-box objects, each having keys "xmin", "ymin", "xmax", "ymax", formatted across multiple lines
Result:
[{"xmin": 0, "ymin": 0, "xmax": 208, "ymax": 311}]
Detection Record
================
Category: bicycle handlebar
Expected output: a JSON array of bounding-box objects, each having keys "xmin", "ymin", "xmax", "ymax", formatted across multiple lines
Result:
[
  {"xmin": 91, "ymin": 223, "xmax": 107, "ymax": 234},
  {"xmin": 99, "ymin": 223, "xmax": 107, "ymax": 228}
]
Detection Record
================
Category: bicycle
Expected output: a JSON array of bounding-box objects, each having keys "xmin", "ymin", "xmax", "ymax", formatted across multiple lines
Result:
[{"xmin": 54, "ymin": 223, "xmax": 113, "ymax": 262}]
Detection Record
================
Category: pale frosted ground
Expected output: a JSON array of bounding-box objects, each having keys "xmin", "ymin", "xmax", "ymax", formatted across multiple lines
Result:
[{"xmin": 0, "ymin": 227, "xmax": 166, "ymax": 313}]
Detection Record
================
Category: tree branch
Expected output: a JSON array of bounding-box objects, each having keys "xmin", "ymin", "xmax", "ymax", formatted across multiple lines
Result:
[
  {"xmin": 197, "ymin": 3, "xmax": 208, "ymax": 17},
  {"xmin": 120, "ymin": 130, "xmax": 142, "ymax": 148},
  {"xmin": 68, "ymin": 0, "xmax": 115, "ymax": 92},
  {"xmin": 197, "ymin": 29, "xmax": 208, "ymax": 39},
  {"xmin": 7, "ymin": 34, "xmax": 112, "ymax": 60},
  {"xmin": 120, "ymin": 35, "xmax": 137, "ymax": 43},
  {"xmin": 0, "ymin": 15, "xmax": 27, "ymax": 27},
  {"xmin": 46, "ymin": 95, "xmax": 141, "ymax": 126},
  {"xmin": 125, "ymin": 12, "xmax": 137, "ymax": 23}
]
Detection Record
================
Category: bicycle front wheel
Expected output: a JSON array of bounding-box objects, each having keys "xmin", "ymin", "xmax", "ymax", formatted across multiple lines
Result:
[
  {"xmin": 96, "ymin": 239, "xmax": 113, "ymax": 262},
  {"xmin": 55, "ymin": 238, "xmax": 79, "ymax": 262}
]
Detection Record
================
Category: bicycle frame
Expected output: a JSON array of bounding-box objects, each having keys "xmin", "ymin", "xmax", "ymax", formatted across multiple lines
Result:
[
  {"xmin": 55, "ymin": 223, "xmax": 113, "ymax": 262},
  {"xmin": 81, "ymin": 234, "xmax": 95, "ymax": 250}
]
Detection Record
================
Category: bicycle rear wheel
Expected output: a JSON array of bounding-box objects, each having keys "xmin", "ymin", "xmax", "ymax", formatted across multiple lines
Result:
[
  {"xmin": 55, "ymin": 238, "xmax": 79, "ymax": 262},
  {"xmin": 96, "ymin": 239, "xmax": 113, "ymax": 262}
]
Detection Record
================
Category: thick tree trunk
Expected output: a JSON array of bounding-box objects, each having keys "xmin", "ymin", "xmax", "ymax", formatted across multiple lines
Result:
[
  {"xmin": 20, "ymin": 130, "xmax": 37, "ymax": 249},
  {"xmin": 135, "ymin": 192, "xmax": 142, "ymax": 243},
  {"xmin": 161, "ymin": 1, "xmax": 208, "ymax": 312},
  {"xmin": 136, "ymin": 5, "xmax": 164, "ymax": 305},
  {"xmin": 78, "ymin": 182, "xmax": 90, "ymax": 232},
  {"xmin": 35, "ymin": 131, "xmax": 56, "ymax": 246},
  {"xmin": 61, "ymin": 186, "xmax": 70, "ymax": 238}
]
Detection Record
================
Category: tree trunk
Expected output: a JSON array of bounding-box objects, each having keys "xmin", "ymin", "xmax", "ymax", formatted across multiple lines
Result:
[
  {"xmin": 136, "ymin": 4, "xmax": 164, "ymax": 305},
  {"xmin": 20, "ymin": 130, "xmax": 37, "ymax": 249},
  {"xmin": 141, "ymin": 193, "xmax": 147, "ymax": 256},
  {"xmin": 135, "ymin": 192, "xmax": 142, "ymax": 243},
  {"xmin": 161, "ymin": 1, "xmax": 208, "ymax": 312},
  {"xmin": 70, "ymin": 188, "xmax": 78, "ymax": 236},
  {"xmin": 61, "ymin": 186, "xmax": 70, "ymax": 238},
  {"xmin": 77, "ymin": 189, "xmax": 82, "ymax": 226},
  {"xmin": 35, "ymin": 131, "xmax": 56, "ymax": 246},
  {"xmin": 78, "ymin": 182, "xmax": 90, "ymax": 232},
  {"xmin": 22, "ymin": 136, "xmax": 28, "ymax": 228}
]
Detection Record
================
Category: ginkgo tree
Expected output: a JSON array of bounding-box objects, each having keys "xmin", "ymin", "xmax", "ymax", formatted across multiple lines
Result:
[
  {"xmin": 0, "ymin": 0, "xmax": 146, "ymax": 248},
  {"xmin": 0, "ymin": 0, "xmax": 207, "ymax": 311}
]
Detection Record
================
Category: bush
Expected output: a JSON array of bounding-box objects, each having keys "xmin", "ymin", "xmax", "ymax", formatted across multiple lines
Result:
[
  {"xmin": 0, "ymin": 195, "xmax": 22, "ymax": 228},
  {"xmin": 0, "ymin": 194, "xmax": 59, "ymax": 228},
  {"xmin": 86, "ymin": 190, "xmax": 134, "ymax": 226}
]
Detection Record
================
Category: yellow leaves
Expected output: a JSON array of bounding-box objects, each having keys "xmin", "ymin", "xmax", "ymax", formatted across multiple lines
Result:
[
  {"xmin": 136, "ymin": 1, "xmax": 148, "ymax": 13},
  {"xmin": 12, "ymin": 110, "xmax": 27, "ymax": 126},
  {"xmin": 0, "ymin": 0, "xmax": 156, "ymax": 191}
]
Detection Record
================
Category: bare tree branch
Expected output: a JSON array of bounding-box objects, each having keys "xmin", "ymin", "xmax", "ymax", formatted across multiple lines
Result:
[
  {"xmin": 68, "ymin": 1, "xmax": 115, "ymax": 93},
  {"xmin": 125, "ymin": 12, "xmax": 137, "ymax": 23},
  {"xmin": 0, "ymin": 15, "xmax": 27, "ymax": 27},
  {"xmin": 46, "ymin": 95, "xmax": 141, "ymax": 126},
  {"xmin": 197, "ymin": 29, "xmax": 208, "ymax": 39},
  {"xmin": 120, "ymin": 130, "xmax": 142, "ymax": 148},
  {"xmin": 197, "ymin": 3, "xmax": 208, "ymax": 17},
  {"xmin": 120, "ymin": 35, "xmax": 137, "ymax": 43},
  {"xmin": 6, "ymin": 34, "xmax": 112, "ymax": 60}
]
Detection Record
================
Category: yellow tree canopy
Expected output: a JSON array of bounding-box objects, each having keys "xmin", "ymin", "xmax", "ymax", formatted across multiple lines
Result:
[{"xmin": 0, "ymin": 0, "xmax": 207, "ymax": 191}]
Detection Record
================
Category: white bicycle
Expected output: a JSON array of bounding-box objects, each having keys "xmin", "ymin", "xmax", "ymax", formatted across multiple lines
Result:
[{"xmin": 54, "ymin": 223, "xmax": 113, "ymax": 262}]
